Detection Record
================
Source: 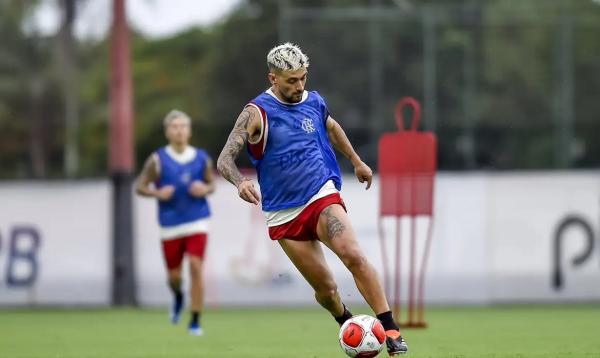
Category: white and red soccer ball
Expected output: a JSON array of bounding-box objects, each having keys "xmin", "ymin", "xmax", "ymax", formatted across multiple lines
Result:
[{"xmin": 338, "ymin": 315, "xmax": 386, "ymax": 357}]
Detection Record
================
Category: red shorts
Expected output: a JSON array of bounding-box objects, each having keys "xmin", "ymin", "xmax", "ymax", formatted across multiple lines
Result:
[
  {"xmin": 161, "ymin": 233, "xmax": 208, "ymax": 269},
  {"xmin": 268, "ymin": 193, "xmax": 346, "ymax": 241}
]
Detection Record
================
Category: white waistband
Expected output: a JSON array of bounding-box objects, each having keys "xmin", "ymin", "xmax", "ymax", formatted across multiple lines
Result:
[
  {"xmin": 160, "ymin": 217, "xmax": 210, "ymax": 240},
  {"xmin": 264, "ymin": 180, "xmax": 338, "ymax": 227}
]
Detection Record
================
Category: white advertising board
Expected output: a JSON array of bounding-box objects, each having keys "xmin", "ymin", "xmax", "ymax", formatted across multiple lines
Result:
[
  {"xmin": 0, "ymin": 181, "xmax": 111, "ymax": 305},
  {"xmin": 487, "ymin": 173, "xmax": 600, "ymax": 302},
  {"xmin": 1, "ymin": 172, "xmax": 599, "ymax": 306}
]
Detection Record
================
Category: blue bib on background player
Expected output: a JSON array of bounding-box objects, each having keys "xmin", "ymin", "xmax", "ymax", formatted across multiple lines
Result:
[
  {"xmin": 156, "ymin": 146, "xmax": 211, "ymax": 226},
  {"xmin": 247, "ymin": 90, "xmax": 342, "ymax": 211}
]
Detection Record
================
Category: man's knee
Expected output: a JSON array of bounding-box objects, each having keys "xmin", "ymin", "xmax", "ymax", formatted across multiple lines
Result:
[
  {"xmin": 315, "ymin": 281, "xmax": 338, "ymax": 303},
  {"xmin": 168, "ymin": 268, "xmax": 182, "ymax": 281},
  {"xmin": 340, "ymin": 248, "xmax": 368, "ymax": 272},
  {"xmin": 188, "ymin": 258, "xmax": 203, "ymax": 278}
]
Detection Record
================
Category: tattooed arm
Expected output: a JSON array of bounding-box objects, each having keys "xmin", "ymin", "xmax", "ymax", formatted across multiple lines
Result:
[
  {"xmin": 326, "ymin": 115, "xmax": 373, "ymax": 190},
  {"xmin": 135, "ymin": 154, "xmax": 175, "ymax": 201},
  {"xmin": 217, "ymin": 106, "xmax": 262, "ymax": 204}
]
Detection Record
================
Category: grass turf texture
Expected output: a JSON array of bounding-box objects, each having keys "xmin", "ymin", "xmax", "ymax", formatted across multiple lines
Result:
[{"xmin": 1, "ymin": 305, "xmax": 599, "ymax": 358}]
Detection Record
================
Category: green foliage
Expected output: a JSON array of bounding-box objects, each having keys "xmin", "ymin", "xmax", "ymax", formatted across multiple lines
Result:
[
  {"xmin": 78, "ymin": 1, "xmax": 279, "ymax": 172},
  {"xmin": 0, "ymin": 0, "xmax": 62, "ymax": 178},
  {"xmin": 1, "ymin": 0, "xmax": 599, "ymax": 178}
]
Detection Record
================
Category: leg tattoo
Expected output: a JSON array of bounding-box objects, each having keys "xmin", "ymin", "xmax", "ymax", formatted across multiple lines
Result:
[{"xmin": 320, "ymin": 207, "xmax": 346, "ymax": 239}]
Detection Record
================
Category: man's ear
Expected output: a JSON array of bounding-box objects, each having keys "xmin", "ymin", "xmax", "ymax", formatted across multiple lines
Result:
[{"xmin": 268, "ymin": 72, "xmax": 276, "ymax": 86}]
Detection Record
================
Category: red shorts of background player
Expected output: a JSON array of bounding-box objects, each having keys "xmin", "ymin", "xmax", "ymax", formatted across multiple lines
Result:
[
  {"xmin": 268, "ymin": 193, "xmax": 347, "ymax": 241},
  {"xmin": 161, "ymin": 233, "xmax": 208, "ymax": 269}
]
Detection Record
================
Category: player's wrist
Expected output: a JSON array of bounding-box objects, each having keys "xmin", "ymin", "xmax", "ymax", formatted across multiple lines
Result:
[
  {"xmin": 149, "ymin": 188, "xmax": 159, "ymax": 198},
  {"xmin": 349, "ymin": 154, "xmax": 362, "ymax": 167},
  {"xmin": 236, "ymin": 177, "xmax": 252, "ymax": 189}
]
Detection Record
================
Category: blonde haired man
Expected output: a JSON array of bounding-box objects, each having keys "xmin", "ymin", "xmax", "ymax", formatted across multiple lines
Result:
[{"xmin": 136, "ymin": 110, "xmax": 214, "ymax": 336}]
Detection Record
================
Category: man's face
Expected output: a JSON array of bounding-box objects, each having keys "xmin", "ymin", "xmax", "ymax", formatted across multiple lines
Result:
[
  {"xmin": 269, "ymin": 67, "xmax": 307, "ymax": 103},
  {"xmin": 165, "ymin": 117, "xmax": 191, "ymax": 145}
]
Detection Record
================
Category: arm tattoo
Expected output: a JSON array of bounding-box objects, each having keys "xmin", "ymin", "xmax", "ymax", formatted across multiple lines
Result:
[
  {"xmin": 320, "ymin": 207, "xmax": 346, "ymax": 239},
  {"xmin": 136, "ymin": 155, "xmax": 158, "ymax": 196},
  {"xmin": 217, "ymin": 108, "xmax": 253, "ymax": 187}
]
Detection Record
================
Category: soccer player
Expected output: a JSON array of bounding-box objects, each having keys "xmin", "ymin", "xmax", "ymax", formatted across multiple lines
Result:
[
  {"xmin": 216, "ymin": 43, "xmax": 408, "ymax": 355},
  {"xmin": 136, "ymin": 110, "xmax": 214, "ymax": 336}
]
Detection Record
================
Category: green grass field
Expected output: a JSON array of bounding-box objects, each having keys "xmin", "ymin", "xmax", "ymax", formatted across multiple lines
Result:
[{"xmin": 1, "ymin": 305, "xmax": 599, "ymax": 358}]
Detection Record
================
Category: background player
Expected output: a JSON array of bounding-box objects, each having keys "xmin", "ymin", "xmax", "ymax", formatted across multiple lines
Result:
[
  {"xmin": 136, "ymin": 110, "xmax": 215, "ymax": 336},
  {"xmin": 217, "ymin": 43, "xmax": 408, "ymax": 355}
]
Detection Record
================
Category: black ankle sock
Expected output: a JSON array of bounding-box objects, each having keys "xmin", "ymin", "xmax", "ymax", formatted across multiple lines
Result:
[
  {"xmin": 190, "ymin": 311, "xmax": 200, "ymax": 325},
  {"xmin": 334, "ymin": 304, "xmax": 353, "ymax": 325},
  {"xmin": 376, "ymin": 311, "xmax": 400, "ymax": 331}
]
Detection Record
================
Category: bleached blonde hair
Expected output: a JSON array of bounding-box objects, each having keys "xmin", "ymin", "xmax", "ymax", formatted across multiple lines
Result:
[
  {"xmin": 267, "ymin": 43, "xmax": 310, "ymax": 72},
  {"xmin": 163, "ymin": 109, "xmax": 191, "ymax": 128}
]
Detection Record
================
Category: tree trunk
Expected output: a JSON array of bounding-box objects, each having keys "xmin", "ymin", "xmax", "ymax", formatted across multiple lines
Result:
[
  {"xmin": 29, "ymin": 78, "xmax": 46, "ymax": 178},
  {"xmin": 58, "ymin": 0, "xmax": 79, "ymax": 177}
]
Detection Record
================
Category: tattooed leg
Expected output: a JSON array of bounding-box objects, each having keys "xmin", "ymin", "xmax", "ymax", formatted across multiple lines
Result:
[
  {"xmin": 320, "ymin": 206, "xmax": 346, "ymax": 239},
  {"xmin": 317, "ymin": 204, "xmax": 390, "ymax": 315}
]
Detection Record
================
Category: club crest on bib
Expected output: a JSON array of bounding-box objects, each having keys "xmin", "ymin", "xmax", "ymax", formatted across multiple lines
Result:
[
  {"xmin": 180, "ymin": 171, "xmax": 191, "ymax": 184},
  {"xmin": 301, "ymin": 117, "xmax": 316, "ymax": 133}
]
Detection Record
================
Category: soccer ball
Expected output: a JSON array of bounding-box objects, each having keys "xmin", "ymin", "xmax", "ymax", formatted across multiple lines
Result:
[{"xmin": 339, "ymin": 315, "xmax": 386, "ymax": 357}]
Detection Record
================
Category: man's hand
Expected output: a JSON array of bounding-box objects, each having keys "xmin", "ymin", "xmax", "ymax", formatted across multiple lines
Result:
[
  {"xmin": 155, "ymin": 185, "xmax": 175, "ymax": 201},
  {"xmin": 189, "ymin": 180, "xmax": 210, "ymax": 198},
  {"xmin": 354, "ymin": 161, "xmax": 373, "ymax": 190},
  {"xmin": 237, "ymin": 179, "xmax": 261, "ymax": 205}
]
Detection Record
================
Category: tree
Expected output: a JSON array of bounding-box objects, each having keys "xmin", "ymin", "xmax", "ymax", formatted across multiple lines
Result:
[
  {"xmin": 56, "ymin": 0, "xmax": 80, "ymax": 177},
  {"xmin": 0, "ymin": 0, "xmax": 61, "ymax": 178}
]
